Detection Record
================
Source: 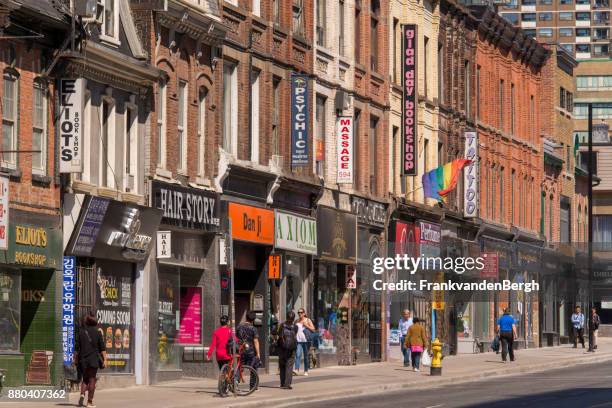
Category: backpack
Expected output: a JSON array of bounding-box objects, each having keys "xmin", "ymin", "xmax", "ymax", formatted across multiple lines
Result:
[{"xmin": 278, "ymin": 323, "xmax": 297, "ymax": 351}]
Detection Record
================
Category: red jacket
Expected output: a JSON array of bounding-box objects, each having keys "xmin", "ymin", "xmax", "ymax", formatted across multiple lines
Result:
[{"xmin": 207, "ymin": 326, "xmax": 232, "ymax": 361}]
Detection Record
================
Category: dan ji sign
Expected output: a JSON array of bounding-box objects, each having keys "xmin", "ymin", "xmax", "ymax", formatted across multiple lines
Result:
[
  {"xmin": 59, "ymin": 78, "xmax": 84, "ymax": 173},
  {"xmin": 337, "ymin": 116, "xmax": 353, "ymax": 184}
]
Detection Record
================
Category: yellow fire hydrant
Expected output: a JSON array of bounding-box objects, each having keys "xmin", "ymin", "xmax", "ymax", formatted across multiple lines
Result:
[{"xmin": 430, "ymin": 338, "xmax": 443, "ymax": 376}]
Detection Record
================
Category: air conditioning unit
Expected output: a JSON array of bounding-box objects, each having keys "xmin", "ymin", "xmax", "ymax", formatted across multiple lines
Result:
[
  {"xmin": 75, "ymin": 0, "xmax": 97, "ymax": 18},
  {"xmin": 335, "ymin": 90, "xmax": 351, "ymax": 112},
  {"xmin": 125, "ymin": 174, "xmax": 135, "ymax": 192}
]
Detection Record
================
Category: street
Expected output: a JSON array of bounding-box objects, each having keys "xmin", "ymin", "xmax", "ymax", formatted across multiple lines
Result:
[{"xmin": 294, "ymin": 361, "xmax": 612, "ymax": 408}]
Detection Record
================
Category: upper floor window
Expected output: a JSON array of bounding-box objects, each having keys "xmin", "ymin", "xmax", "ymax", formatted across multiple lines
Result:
[
  {"xmin": 32, "ymin": 80, "xmax": 47, "ymax": 175},
  {"xmin": 177, "ymin": 80, "xmax": 187, "ymax": 172},
  {"xmin": 157, "ymin": 79, "xmax": 167, "ymax": 168},
  {"xmin": 293, "ymin": 0, "xmax": 305, "ymax": 37},
  {"xmin": 538, "ymin": 28, "xmax": 553, "ymax": 37},
  {"xmin": 2, "ymin": 71, "xmax": 18, "ymax": 168},
  {"xmin": 577, "ymin": 75, "xmax": 612, "ymax": 90},
  {"xmin": 522, "ymin": 13, "xmax": 536, "ymax": 22},
  {"xmin": 273, "ymin": 0, "xmax": 280, "ymax": 24},
  {"xmin": 559, "ymin": 28, "xmax": 573, "ymax": 37},
  {"xmin": 370, "ymin": 0, "xmax": 380, "ymax": 72},
  {"xmin": 559, "ymin": 12, "xmax": 573, "ymax": 21},
  {"xmin": 538, "ymin": 12, "xmax": 552, "ymax": 21},
  {"xmin": 223, "ymin": 62, "xmax": 238, "ymax": 156},
  {"xmin": 124, "ymin": 103, "xmax": 137, "ymax": 193},
  {"xmin": 339, "ymin": 1, "xmax": 346, "ymax": 56},
  {"xmin": 576, "ymin": 12, "xmax": 591, "ymax": 21},
  {"xmin": 316, "ymin": 0, "xmax": 326, "ymax": 46},
  {"xmin": 198, "ymin": 87, "xmax": 207, "ymax": 176},
  {"xmin": 503, "ymin": 13, "xmax": 519, "ymax": 25},
  {"xmin": 97, "ymin": 0, "xmax": 118, "ymax": 41}
]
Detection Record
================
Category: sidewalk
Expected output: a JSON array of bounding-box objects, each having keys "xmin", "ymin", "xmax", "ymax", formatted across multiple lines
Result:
[{"xmin": 18, "ymin": 339, "xmax": 612, "ymax": 408}]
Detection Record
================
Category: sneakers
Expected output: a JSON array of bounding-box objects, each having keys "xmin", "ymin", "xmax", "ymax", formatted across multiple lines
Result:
[
  {"xmin": 413, "ymin": 367, "xmax": 419, "ymax": 372},
  {"xmin": 78, "ymin": 395, "xmax": 85, "ymax": 407},
  {"xmin": 303, "ymin": 371, "xmax": 309, "ymax": 376},
  {"xmin": 292, "ymin": 370, "xmax": 299, "ymax": 376}
]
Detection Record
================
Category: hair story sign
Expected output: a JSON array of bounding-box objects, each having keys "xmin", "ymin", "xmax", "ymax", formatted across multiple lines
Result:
[
  {"xmin": 337, "ymin": 116, "xmax": 353, "ymax": 184},
  {"xmin": 402, "ymin": 24, "xmax": 417, "ymax": 176}
]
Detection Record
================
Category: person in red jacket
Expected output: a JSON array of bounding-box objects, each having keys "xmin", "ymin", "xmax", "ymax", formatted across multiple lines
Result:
[{"xmin": 207, "ymin": 315, "xmax": 233, "ymax": 369}]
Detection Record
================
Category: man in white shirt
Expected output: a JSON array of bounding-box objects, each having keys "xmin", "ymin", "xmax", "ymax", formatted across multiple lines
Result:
[{"xmin": 398, "ymin": 309, "xmax": 413, "ymax": 367}]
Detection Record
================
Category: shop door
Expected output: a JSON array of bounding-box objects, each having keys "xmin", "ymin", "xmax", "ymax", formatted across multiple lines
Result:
[
  {"xmin": 368, "ymin": 295, "xmax": 381, "ymax": 361},
  {"xmin": 235, "ymin": 292, "xmax": 250, "ymax": 323}
]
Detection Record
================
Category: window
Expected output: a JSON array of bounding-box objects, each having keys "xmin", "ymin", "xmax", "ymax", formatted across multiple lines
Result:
[
  {"xmin": 157, "ymin": 79, "xmax": 166, "ymax": 168},
  {"xmin": 577, "ymin": 75, "xmax": 612, "ymax": 90},
  {"xmin": 273, "ymin": 0, "xmax": 280, "ymax": 24},
  {"xmin": 424, "ymin": 36, "xmax": 429, "ymax": 97},
  {"xmin": 593, "ymin": 44, "xmax": 609, "ymax": 57},
  {"xmin": 315, "ymin": 95, "xmax": 326, "ymax": 176},
  {"xmin": 522, "ymin": 13, "xmax": 536, "ymax": 22},
  {"xmin": 198, "ymin": 87, "xmax": 207, "ymax": 175},
  {"xmin": 97, "ymin": 0, "xmax": 117, "ymax": 39},
  {"xmin": 576, "ymin": 44, "xmax": 590, "ymax": 53},
  {"xmin": 250, "ymin": 71, "xmax": 260, "ymax": 164},
  {"xmin": 539, "ymin": 0, "xmax": 552, "ymax": 4},
  {"xmin": 576, "ymin": 12, "xmax": 590, "ymax": 21},
  {"xmin": 593, "ymin": 11, "xmax": 609, "ymax": 24},
  {"xmin": 499, "ymin": 167, "xmax": 504, "ymax": 222},
  {"xmin": 438, "ymin": 142, "xmax": 443, "ymax": 167},
  {"xmin": 32, "ymin": 81, "xmax": 47, "ymax": 174},
  {"xmin": 100, "ymin": 99, "xmax": 114, "ymax": 188},
  {"xmin": 549, "ymin": 195, "xmax": 554, "ymax": 241},
  {"xmin": 559, "ymin": 28, "xmax": 573, "ymax": 37},
  {"xmin": 523, "ymin": 29, "xmax": 536, "ymax": 38},
  {"xmin": 560, "ymin": 0, "xmax": 573, "ymax": 4},
  {"xmin": 522, "ymin": 0, "xmax": 536, "ymax": 5},
  {"xmin": 530, "ymin": 95, "xmax": 535, "ymax": 141},
  {"xmin": 465, "ymin": 60, "xmax": 470, "ymax": 118},
  {"xmin": 594, "ymin": 0, "xmax": 610, "ymax": 7},
  {"xmin": 538, "ymin": 12, "xmax": 552, "ymax": 21},
  {"xmin": 575, "ymin": 103, "xmax": 612, "ymax": 119},
  {"xmin": 392, "ymin": 126, "xmax": 398, "ymax": 193},
  {"xmin": 355, "ymin": 2, "xmax": 361, "ymax": 64},
  {"xmin": 252, "ymin": 0, "xmax": 260, "ymax": 17},
  {"xmin": 559, "ymin": 12, "xmax": 573, "ymax": 21},
  {"xmin": 561, "ymin": 44, "xmax": 574, "ymax": 54},
  {"xmin": 538, "ymin": 28, "xmax": 553, "ymax": 37},
  {"xmin": 223, "ymin": 62, "xmax": 238, "ymax": 155},
  {"xmin": 594, "ymin": 28, "xmax": 609, "ymax": 40},
  {"xmin": 393, "ymin": 18, "xmax": 399, "ymax": 83},
  {"xmin": 339, "ymin": 1, "xmax": 346, "ymax": 56},
  {"xmin": 124, "ymin": 104, "xmax": 137, "ymax": 193},
  {"xmin": 293, "ymin": 0, "xmax": 304, "ymax": 36},
  {"xmin": 272, "ymin": 77, "xmax": 281, "ymax": 157},
  {"xmin": 316, "ymin": 0, "xmax": 326, "ymax": 46},
  {"xmin": 560, "ymin": 87, "xmax": 566, "ymax": 110},
  {"xmin": 0, "ymin": 270, "xmax": 20, "ymax": 352},
  {"xmin": 576, "ymin": 28, "xmax": 590, "ymax": 37},
  {"xmin": 511, "ymin": 169, "xmax": 516, "ymax": 224},
  {"xmin": 476, "ymin": 65, "xmax": 481, "ymax": 120},
  {"xmin": 566, "ymin": 91, "xmax": 573, "ymax": 112},
  {"xmin": 370, "ymin": 1, "xmax": 380, "ymax": 72},
  {"xmin": 2, "ymin": 72, "xmax": 17, "ymax": 167},
  {"xmin": 177, "ymin": 81, "xmax": 187, "ymax": 171},
  {"xmin": 424, "ymin": 138, "xmax": 429, "ymax": 174},
  {"xmin": 369, "ymin": 116, "xmax": 378, "ymax": 195},
  {"xmin": 510, "ymin": 83, "xmax": 515, "ymax": 134},
  {"xmin": 491, "ymin": 166, "xmax": 496, "ymax": 219},
  {"xmin": 566, "ymin": 145, "xmax": 571, "ymax": 171},
  {"xmin": 503, "ymin": 13, "xmax": 519, "ymax": 25},
  {"xmin": 438, "ymin": 44, "xmax": 444, "ymax": 104},
  {"xmin": 499, "ymin": 80, "xmax": 504, "ymax": 131},
  {"xmin": 579, "ymin": 151, "xmax": 597, "ymax": 173}
]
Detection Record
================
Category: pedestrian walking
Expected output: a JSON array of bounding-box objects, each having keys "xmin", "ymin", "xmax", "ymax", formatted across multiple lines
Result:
[
  {"xmin": 294, "ymin": 308, "xmax": 315, "ymax": 376},
  {"xmin": 404, "ymin": 317, "xmax": 427, "ymax": 372},
  {"xmin": 571, "ymin": 306, "xmax": 585, "ymax": 349},
  {"xmin": 207, "ymin": 315, "xmax": 233, "ymax": 369},
  {"xmin": 588, "ymin": 307, "xmax": 601, "ymax": 352},
  {"xmin": 74, "ymin": 311, "xmax": 106, "ymax": 408},
  {"xmin": 496, "ymin": 308, "xmax": 517, "ymax": 363},
  {"xmin": 398, "ymin": 309, "xmax": 413, "ymax": 367},
  {"xmin": 236, "ymin": 311, "xmax": 261, "ymax": 389},
  {"xmin": 277, "ymin": 311, "xmax": 298, "ymax": 389}
]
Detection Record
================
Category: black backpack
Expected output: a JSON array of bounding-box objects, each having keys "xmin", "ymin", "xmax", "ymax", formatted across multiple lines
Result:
[{"xmin": 278, "ymin": 323, "xmax": 297, "ymax": 351}]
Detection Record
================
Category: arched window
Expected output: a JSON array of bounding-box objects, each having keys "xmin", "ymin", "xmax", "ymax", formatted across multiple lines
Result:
[{"xmin": 197, "ymin": 86, "xmax": 207, "ymax": 176}]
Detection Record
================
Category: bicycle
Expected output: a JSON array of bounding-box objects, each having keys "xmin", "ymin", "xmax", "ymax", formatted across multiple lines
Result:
[
  {"xmin": 217, "ymin": 343, "xmax": 259, "ymax": 397},
  {"xmin": 473, "ymin": 337, "xmax": 484, "ymax": 354}
]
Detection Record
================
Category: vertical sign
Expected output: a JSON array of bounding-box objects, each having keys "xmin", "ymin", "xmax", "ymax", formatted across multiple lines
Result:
[
  {"xmin": 291, "ymin": 74, "xmax": 309, "ymax": 167},
  {"xmin": 59, "ymin": 78, "xmax": 84, "ymax": 173},
  {"xmin": 268, "ymin": 254, "xmax": 281, "ymax": 280},
  {"xmin": 464, "ymin": 131, "xmax": 479, "ymax": 217},
  {"xmin": 62, "ymin": 256, "xmax": 76, "ymax": 366},
  {"xmin": 156, "ymin": 231, "xmax": 171, "ymax": 259},
  {"xmin": 337, "ymin": 116, "xmax": 353, "ymax": 184},
  {"xmin": 346, "ymin": 265, "xmax": 357, "ymax": 289},
  {"xmin": 0, "ymin": 176, "xmax": 8, "ymax": 250},
  {"xmin": 402, "ymin": 25, "xmax": 417, "ymax": 176},
  {"xmin": 432, "ymin": 271, "xmax": 445, "ymax": 310},
  {"xmin": 480, "ymin": 252, "xmax": 499, "ymax": 279}
]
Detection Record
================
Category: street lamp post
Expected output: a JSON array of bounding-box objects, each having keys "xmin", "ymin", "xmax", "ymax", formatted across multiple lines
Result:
[{"xmin": 587, "ymin": 103, "xmax": 594, "ymax": 351}]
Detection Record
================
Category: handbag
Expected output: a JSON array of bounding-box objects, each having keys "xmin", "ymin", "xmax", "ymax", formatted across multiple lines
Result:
[
  {"xmin": 64, "ymin": 364, "xmax": 79, "ymax": 381},
  {"xmin": 421, "ymin": 351, "xmax": 432, "ymax": 367},
  {"xmin": 411, "ymin": 345, "xmax": 424, "ymax": 353},
  {"xmin": 491, "ymin": 336, "xmax": 500, "ymax": 353},
  {"xmin": 84, "ymin": 328, "xmax": 105, "ymax": 369}
]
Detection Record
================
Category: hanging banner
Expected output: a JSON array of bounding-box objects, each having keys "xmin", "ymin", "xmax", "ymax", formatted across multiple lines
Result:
[
  {"xmin": 346, "ymin": 265, "xmax": 357, "ymax": 289},
  {"xmin": 268, "ymin": 254, "xmax": 281, "ymax": 280},
  {"xmin": 464, "ymin": 131, "xmax": 479, "ymax": 218},
  {"xmin": 62, "ymin": 256, "xmax": 76, "ymax": 366},
  {"xmin": 0, "ymin": 176, "xmax": 8, "ymax": 250},
  {"xmin": 337, "ymin": 116, "xmax": 353, "ymax": 184},
  {"xmin": 402, "ymin": 24, "xmax": 417, "ymax": 176},
  {"xmin": 59, "ymin": 78, "xmax": 84, "ymax": 173},
  {"xmin": 156, "ymin": 231, "xmax": 171, "ymax": 259},
  {"xmin": 291, "ymin": 74, "xmax": 309, "ymax": 167}
]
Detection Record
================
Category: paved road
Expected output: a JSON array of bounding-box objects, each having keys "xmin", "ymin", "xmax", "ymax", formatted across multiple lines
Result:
[{"xmin": 294, "ymin": 361, "xmax": 612, "ymax": 408}]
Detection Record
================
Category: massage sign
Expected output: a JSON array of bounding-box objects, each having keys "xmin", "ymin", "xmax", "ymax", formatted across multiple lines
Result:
[
  {"xmin": 337, "ymin": 116, "xmax": 353, "ymax": 184},
  {"xmin": 402, "ymin": 24, "xmax": 417, "ymax": 176}
]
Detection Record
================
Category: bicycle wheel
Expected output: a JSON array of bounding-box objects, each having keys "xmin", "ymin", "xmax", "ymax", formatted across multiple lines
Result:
[
  {"xmin": 233, "ymin": 365, "xmax": 259, "ymax": 396},
  {"xmin": 218, "ymin": 364, "xmax": 231, "ymax": 397}
]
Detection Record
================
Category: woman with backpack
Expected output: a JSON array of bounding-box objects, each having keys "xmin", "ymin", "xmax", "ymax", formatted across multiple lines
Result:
[
  {"xmin": 74, "ymin": 311, "xmax": 106, "ymax": 408},
  {"xmin": 294, "ymin": 308, "xmax": 315, "ymax": 376},
  {"xmin": 207, "ymin": 315, "xmax": 233, "ymax": 369},
  {"xmin": 277, "ymin": 311, "xmax": 298, "ymax": 389},
  {"xmin": 404, "ymin": 317, "xmax": 428, "ymax": 372}
]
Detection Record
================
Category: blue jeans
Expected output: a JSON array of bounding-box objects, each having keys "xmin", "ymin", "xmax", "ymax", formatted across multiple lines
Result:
[
  {"xmin": 400, "ymin": 336, "xmax": 411, "ymax": 366},
  {"xmin": 294, "ymin": 342, "xmax": 310, "ymax": 372},
  {"xmin": 411, "ymin": 351, "xmax": 422, "ymax": 369}
]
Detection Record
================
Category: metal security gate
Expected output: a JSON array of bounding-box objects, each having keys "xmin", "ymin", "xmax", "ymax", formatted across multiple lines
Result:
[{"xmin": 76, "ymin": 265, "xmax": 96, "ymax": 322}]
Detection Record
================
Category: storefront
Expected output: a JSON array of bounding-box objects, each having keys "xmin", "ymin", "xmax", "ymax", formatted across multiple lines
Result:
[
  {"xmin": 65, "ymin": 195, "xmax": 161, "ymax": 385},
  {"xmin": 0, "ymin": 210, "xmax": 63, "ymax": 387},
  {"xmin": 148, "ymin": 181, "xmax": 220, "ymax": 382},
  {"xmin": 513, "ymin": 242, "xmax": 542, "ymax": 348},
  {"xmin": 314, "ymin": 206, "xmax": 357, "ymax": 366},
  {"xmin": 351, "ymin": 196, "xmax": 387, "ymax": 363}
]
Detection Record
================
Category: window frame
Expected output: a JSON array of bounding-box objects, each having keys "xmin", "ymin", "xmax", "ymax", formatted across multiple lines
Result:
[
  {"xmin": 32, "ymin": 79, "xmax": 47, "ymax": 175},
  {"xmin": 157, "ymin": 79, "xmax": 167, "ymax": 169},
  {"xmin": 124, "ymin": 102, "xmax": 138, "ymax": 193},
  {"xmin": 97, "ymin": 0, "xmax": 120, "ymax": 43},
  {"xmin": 177, "ymin": 80, "xmax": 188, "ymax": 173},
  {"xmin": 2, "ymin": 70, "xmax": 18, "ymax": 169}
]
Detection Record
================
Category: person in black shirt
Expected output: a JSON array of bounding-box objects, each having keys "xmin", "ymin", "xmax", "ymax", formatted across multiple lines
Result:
[
  {"xmin": 74, "ymin": 311, "xmax": 106, "ymax": 408},
  {"xmin": 236, "ymin": 310, "xmax": 260, "ymax": 389}
]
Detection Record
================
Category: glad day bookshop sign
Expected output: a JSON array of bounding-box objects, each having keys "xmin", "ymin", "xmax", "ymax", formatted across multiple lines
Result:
[
  {"xmin": 59, "ymin": 78, "xmax": 84, "ymax": 173},
  {"xmin": 402, "ymin": 24, "xmax": 417, "ymax": 176}
]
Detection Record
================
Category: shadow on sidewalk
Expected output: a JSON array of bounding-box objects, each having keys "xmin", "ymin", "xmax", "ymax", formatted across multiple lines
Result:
[{"xmin": 461, "ymin": 387, "xmax": 612, "ymax": 408}]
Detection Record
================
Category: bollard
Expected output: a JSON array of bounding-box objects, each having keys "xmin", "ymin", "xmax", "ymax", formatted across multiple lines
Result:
[{"xmin": 431, "ymin": 338, "xmax": 443, "ymax": 376}]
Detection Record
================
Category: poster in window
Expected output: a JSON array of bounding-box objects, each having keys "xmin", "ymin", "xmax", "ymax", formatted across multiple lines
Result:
[
  {"xmin": 0, "ymin": 270, "xmax": 20, "ymax": 352},
  {"xmin": 158, "ymin": 270, "xmax": 179, "ymax": 369},
  {"xmin": 95, "ymin": 263, "xmax": 133, "ymax": 373},
  {"xmin": 179, "ymin": 287, "xmax": 202, "ymax": 344}
]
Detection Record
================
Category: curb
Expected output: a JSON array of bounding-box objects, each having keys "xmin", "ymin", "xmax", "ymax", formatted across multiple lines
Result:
[{"xmin": 219, "ymin": 352, "xmax": 612, "ymax": 408}]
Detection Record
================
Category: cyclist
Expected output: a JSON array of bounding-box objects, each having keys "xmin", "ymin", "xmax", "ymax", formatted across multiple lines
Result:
[
  {"xmin": 207, "ymin": 315, "xmax": 233, "ymax": 369},
  {"xmin": 236, "ymin": 311, "xmax": 260, "ymax": 390}
]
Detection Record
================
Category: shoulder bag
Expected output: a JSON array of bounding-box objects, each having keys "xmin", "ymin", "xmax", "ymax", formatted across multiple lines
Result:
[{"xmin": 84, "ymin": 328, "xmax": 105, "ymax": 369}]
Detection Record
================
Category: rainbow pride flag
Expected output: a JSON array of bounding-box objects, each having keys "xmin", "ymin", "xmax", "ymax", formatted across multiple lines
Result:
[{"xmin": 422, "ymin": 159, "xmax": 471, "ymax": 202}]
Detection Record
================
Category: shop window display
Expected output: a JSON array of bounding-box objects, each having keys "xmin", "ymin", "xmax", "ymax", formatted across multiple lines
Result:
[
  {"xmin": 158, "ymin": 268, "xmax": 180, "ymax": 369},
  {"xmin": 315, "ymin": 263, "xmax": 338, "ymax": 353},
  {"xmin": 0, "ymin": 270, "xmax": 20, "ymax": 351}
]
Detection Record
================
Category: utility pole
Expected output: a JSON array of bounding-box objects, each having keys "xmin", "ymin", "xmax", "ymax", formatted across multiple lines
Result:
[
  {"xmin": 587, "ymin": 103, "xmax": 594, "ymax": 351},
  {"xmin": 228, "ymin": 218, "xmax": 237, "ymax": 396}
]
